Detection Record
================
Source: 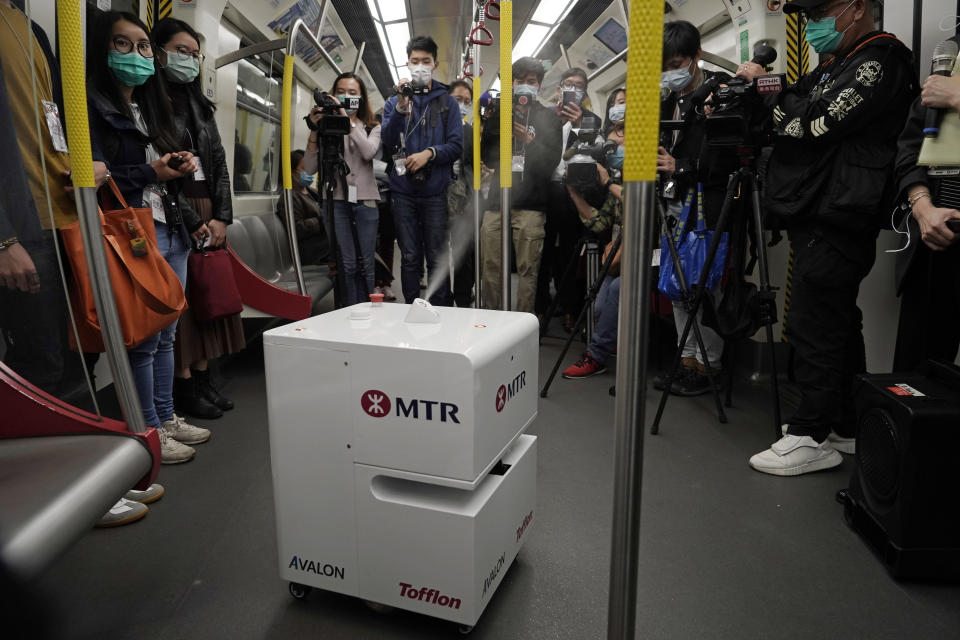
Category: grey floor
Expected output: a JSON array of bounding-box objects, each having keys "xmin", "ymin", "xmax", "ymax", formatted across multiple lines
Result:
[{"xmin": 31, "ymin": 328, "xmax": 960, "ymax": 640}]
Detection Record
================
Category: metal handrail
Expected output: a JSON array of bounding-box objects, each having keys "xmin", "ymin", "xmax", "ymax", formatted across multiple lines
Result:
[
  {"xmin": 499, "ymin": 1, "xmax": 513, "ymax": 311},
  {"xmin": 214, "ymin": 38, "xmax": 286, "ymax": 69},
  {"xmin": 587, "ymin": 48, "xmax": 628, "ymax": 82},
  {"xmin": 279, "ymin": 18, "xmax": 345, "ymax": 297},
  {"xmin": 607, "ymin": 1, "xmax": 664, "ymax": 638},
  {"xmin": 57, "ymin": 3, "xmax": 145, "ymax": 432}
]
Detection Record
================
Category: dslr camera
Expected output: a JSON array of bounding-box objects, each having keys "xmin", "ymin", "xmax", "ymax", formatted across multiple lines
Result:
[{"xmin": 564, "ymin": 115, "xmax": 618, "ymax": 193}]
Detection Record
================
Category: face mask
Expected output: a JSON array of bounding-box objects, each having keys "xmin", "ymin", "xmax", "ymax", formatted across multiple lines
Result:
[
  {"xmin": 661, "ymin": 65, "xmax": 693, "ymax": 93},
  {"xmin": 459, "ymin": 102, "xmax": 472, "ymax": 120},
  {"xmin": 805, "ymin": 0, "xmax": 856, "ymax": 54},
  {"xmin": 608, "ymin": 103, "xmax": 626, "ymax": 123},
  {"xmin": 409, "ymin": 64, "xmax": 432, "ymax": 86},
  {"xmin": 163, "ymin": 51, "xmax": 200, "ymax": 83},
  {"xmin": 606, "ymin": 146, "xmax": 625, "ymax": 170},
  {"xmin": 108, "ymin": 50, "xmax": 155, "ymax": 87},
  {"xmin": 336, "ymin": 94, "xmax": 358, "ymax": 115},
  {"xmin": 514, "ymin": 83, "xmax": 539, "ymax": 98},
  {"xmin": 298, "ymin": 171, "xmax": 315, "ymax": 188}
]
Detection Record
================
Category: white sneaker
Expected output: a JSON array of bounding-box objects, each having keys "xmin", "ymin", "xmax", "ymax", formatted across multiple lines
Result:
[
  {"xmin": 161, "ymin": 414, "xmax": 211, "ymax": 445},
  {"xmin": 380, "ymin": 284, "xmax": 397, "ymax": 302},
  {"xmin": 159, "ymin": 428, "xmax": 196, "ymax": 464},
  {"xmin": 781, "ymin": 424, "xmax": 856, "ymax": 455},
  {"xmin": 124, "ymin": 483, "xmax": 165, "ymax": 504},
  {"xmin": 827, "ymin": 432, "xmax": 856, "ymax": 455},
  {"xmin": 749, "ymin": 434, "xmax": 843, "ymax": 476},
  {"xmin": 96, "ymin": 497, "xmax": 148, "ymax": 527}
]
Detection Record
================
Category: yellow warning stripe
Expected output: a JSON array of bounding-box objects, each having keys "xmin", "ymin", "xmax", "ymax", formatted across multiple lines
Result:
[
  {"xmin": 158, "ymin": 0, "xmax": 173, "ymax": 20},
  {"xmin": 146, "ymin": 0, "xmax": 155, "ymax": 30},
  {"xmin": 781, "ymin": 2, "xmax": 809, "ymax": 341}
]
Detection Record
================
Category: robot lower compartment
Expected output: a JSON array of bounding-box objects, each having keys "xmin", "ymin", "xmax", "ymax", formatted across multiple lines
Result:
[{"xmin": 264, "ymin": 301, "xmax": 539, "ymax": 627}]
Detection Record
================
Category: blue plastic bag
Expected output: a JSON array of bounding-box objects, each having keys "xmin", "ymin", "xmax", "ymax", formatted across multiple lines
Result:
[{"xmin": 658, "ymin": 184, "xmax": 728, "ymax": 301}]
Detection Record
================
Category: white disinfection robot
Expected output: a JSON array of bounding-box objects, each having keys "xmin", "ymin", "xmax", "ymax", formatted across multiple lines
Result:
[{"xmin": 264, "ymin": 300, "xmax": 538, "ymax": 628}]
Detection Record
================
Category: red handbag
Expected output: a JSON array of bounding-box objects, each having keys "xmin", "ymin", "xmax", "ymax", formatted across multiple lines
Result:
[{"xmin": 187, "ymin": 244, "xmax": 243, "ymax": 323}]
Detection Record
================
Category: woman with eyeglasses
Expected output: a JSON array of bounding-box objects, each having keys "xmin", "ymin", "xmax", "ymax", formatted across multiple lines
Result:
[
  {"xmin": 151, "ymin": 18, "xmax": 245, "ymax": 421},
  {"xmin": 87, "ymin": 11, "xmax": 211, "ymax": 464}
]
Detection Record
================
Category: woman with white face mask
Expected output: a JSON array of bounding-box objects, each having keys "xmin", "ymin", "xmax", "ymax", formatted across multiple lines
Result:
[{"xmin": 153, "ymin": 18, "xmax": 245, "ymax": 422}]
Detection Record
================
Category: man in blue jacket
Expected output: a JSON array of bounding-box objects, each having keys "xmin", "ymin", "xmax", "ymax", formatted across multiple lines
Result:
[{"xmin": 381, "ymin": 36, "xmax": 464, "ymax": 306}]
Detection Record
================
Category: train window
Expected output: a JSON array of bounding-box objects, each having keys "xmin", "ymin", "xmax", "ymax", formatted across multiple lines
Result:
[{"xmin": 233, "ymin": 58, "xmax": 281, "ymax": 194}]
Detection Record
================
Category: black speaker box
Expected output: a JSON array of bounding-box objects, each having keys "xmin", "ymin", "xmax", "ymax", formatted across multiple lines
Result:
[{"xmin": 841, "ymin": 360, "xmax": 960, "ymax": 580}]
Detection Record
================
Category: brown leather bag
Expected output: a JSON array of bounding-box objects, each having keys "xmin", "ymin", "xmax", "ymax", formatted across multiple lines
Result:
[{"xmin": 61, "ymin": 178, "xmax": 187, "ymax": 352}]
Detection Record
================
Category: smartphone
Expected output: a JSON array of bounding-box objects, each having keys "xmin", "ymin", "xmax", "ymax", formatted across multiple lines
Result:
[{"xmin": 562, "ymin": 88, "xmax": 580, "ymax": 108}]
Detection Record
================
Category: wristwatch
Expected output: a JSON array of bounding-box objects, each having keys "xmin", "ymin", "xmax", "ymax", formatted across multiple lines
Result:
[{"xmin": 0, "ymin": 236, "xmax": 18, "ymax": 251}]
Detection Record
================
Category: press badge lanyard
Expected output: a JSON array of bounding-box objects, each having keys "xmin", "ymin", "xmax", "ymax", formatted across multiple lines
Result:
[
  {"xmin": 512, "ymin": 109, "xmax": 532, "ymax": 174},
  {"xmin": 0, "ymin": 8, "xmax": 69, "ymax": 153},
  {"xmin": 395, "ymin": 100, "xmax": 430, "ymax": 176}
]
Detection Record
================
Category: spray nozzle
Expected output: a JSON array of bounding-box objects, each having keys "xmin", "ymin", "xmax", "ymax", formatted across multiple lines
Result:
[{"xmin": 404, "ymin": 298, "xmax": 441, "ymax": 324}]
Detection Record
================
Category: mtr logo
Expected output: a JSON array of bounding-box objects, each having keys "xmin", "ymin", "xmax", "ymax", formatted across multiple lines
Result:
[
  {"xmin": 361, "ymin": 390, "xmax": 460, "ymax": 423},
  {"xmin": 495, "ymin": 370, "xmax": 528, "ymax": 413}
]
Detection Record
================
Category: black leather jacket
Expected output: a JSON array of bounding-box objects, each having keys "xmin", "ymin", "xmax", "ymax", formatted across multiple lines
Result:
[
  {"xmin": 169, "ymin": 84, "xmax": 233, "ymax": 224},
  {"xmin": 88, "ymin": 88, "xmax": 202, "ymax": 232}
]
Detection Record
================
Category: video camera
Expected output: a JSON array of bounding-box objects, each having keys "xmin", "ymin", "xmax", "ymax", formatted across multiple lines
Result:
[
  {"xmin": 564, "ymin": 115, "xmax": 618, "ymax": 192},
  {"xmin": 398, "ymin": 80, "xmax": 430, "ymax": 97},
  {"xmin": 304, "ymin": 89, "xmax": 351, "ymax": 136},
  {"xmin": 689, "ymin": 44, "xmax": 784, "ymax": 150}
]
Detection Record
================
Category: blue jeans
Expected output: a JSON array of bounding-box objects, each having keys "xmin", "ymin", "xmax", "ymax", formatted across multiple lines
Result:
[
  {"xmin": 127, "ymin": 222, "xmax": 189, "ymax": 426},
  {"xmin": 588, "ymin": 276, "xmax": 620, "ymax": 365},
  {"xmin": 391, "ymin": 193, "xmax": 450, "ymax": 306},
  {"xmin": 333, "ymin": 201, "xmax": 378, "ymax": 305}
]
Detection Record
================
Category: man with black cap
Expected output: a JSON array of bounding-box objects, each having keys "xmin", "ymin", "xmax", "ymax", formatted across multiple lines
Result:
[{"xmin": 736, "ymin": 0, "xmax": 917, "ymax": 475}]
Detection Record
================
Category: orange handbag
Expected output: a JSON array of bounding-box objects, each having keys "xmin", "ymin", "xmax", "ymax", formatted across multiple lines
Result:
[{"xmin": 61, "ymin": 178, "xmax": 187, "ymax": 352}]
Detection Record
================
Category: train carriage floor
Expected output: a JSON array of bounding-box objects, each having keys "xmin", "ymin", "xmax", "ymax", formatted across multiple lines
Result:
[{"xmin": 32, "ymin": 336, "xmax": 960, "ymax": 640}]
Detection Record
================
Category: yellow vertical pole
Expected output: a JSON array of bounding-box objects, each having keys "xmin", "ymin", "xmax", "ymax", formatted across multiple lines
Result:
[
  {"xmin": 498, "ymin": 0, "xmax": 512, "ymax": 310},
  {"xmin": 608, "ymin": 0, "xmax": 664, "ymax": 637},
  {"xmin": 58, "ymin": 1, "xmax": 146, "ymax": 431},
  {"xmin": 473, "ymin": 43, "xmax": 483, "ymax": 307}
]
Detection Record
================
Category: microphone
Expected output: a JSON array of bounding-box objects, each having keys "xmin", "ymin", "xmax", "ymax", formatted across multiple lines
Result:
[
  {"xmin": 751, "ymin": 44, "xmax": 777, "ymax": 68},
  {"xmin": 923, "ymin": 39, "xmax": 960, "ymax": 139}
]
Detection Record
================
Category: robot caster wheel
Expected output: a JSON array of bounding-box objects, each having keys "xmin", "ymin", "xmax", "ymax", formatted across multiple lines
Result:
[
  {"xmin": 288, "ymin": 582, "xmax": 312, "ymax": 600},
  {"xmin": 458, "ymin": 624, "xmax": 474, "ymax": 634},
  {"xmin": 364, "ymin": 600, "xmax": 396, "ymax": 614}
]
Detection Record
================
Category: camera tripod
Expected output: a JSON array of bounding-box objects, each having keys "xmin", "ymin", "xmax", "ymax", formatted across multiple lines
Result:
[
  {"xmin": 650, "ymin": 165, "xmax": 782, "ymax": 439},
  {"xmin": 317, "ymin": 136, "xmax": 369, "ymax": 308},
  {"xmin": 653, "ymin": 195, "xmax": 729, "ymax": 425},
  {"xmin": 540, "ymin": 232, "xmax": 621, "ymax": 398},
  {"xmin": 540, "ymin": 232, "xmax": 603, "ymax": 341}
]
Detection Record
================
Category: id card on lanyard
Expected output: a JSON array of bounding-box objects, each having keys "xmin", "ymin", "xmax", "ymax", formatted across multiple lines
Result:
[{"xmin": 395, "ymin": 102, "xmax": 430, "ymax": 177}]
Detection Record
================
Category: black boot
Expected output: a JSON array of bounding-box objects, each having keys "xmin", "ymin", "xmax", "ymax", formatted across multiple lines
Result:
[
  {"xmin": 194, "ymin": 368, "xmax": 234, "ymax": 411},
  {"xmin": 173, "ymin": 376, "xmax": 223, "ymax": 419}
]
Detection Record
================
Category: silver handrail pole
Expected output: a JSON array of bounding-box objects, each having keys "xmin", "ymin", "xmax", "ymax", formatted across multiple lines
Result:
[
  {"xmin": 280, "ymin": 19, "xmax": 345, "ymax": 297},
  {"xmin": 473, "ymin": 42, "xmax": 483, "ymax": 308},
  {"xmin": 607, "ymin": 2, "xmax": 664, "ymax": 638},
  {"xmin": 57, "ymin": 3, "xmax": 146, "ymax": 432}
]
